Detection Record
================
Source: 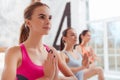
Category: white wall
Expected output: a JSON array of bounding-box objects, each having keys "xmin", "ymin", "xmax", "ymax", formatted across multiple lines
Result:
[
  {"xmin": 0, "ymin": 0, "xmax": 30, "ymax": 47},
  {"xmin": 0, "ymin": 0, "xmax": 87, "ymax": 47},
  {"xmin": 42, "ymin": 0, "xmax": 88, "ymax": 46}
]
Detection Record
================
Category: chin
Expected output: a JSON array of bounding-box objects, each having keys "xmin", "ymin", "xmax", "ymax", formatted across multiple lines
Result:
[{"xmin": 43, "ymin": 32, "xmax": 49, "ymax": 35}]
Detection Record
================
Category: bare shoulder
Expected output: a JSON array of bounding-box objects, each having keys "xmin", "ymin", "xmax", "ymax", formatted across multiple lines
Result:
[
  {"xmin": 58, "ymin": 51, "xmax": 65, "ymax": 58},
  {"xmin": 1, "ymin": 45, "xmax": 21, "ymax": 80},
  {"xmin": 5, "ymin": 45, "xmax": 21, "ymax": 61},
  {"xmin": 6, "ymin": 46, "xmax": 21, "ymax": 55},
  {"xmin": 7, "ymin": 46, "xmax": 20, "ymax": 53},
  {"xmin": 75, "ymin": 45, "xmax": 82, "ymax": 53},
  {"xmin": 75, "ymin": 45, "xmax": 80, "ymax": 50},
  {"xmin": 87, "ymin": 46, "xmax": 93, "ymax": 51}
]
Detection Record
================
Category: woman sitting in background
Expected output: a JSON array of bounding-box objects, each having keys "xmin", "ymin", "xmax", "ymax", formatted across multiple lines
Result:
[
  {"xmin": 60, "ymin": 28, "xmax": 104, "ymax": 80},
  {"xmin": 75, "ymin": 30, "xmax": 104, "ymax": 80},
  {"xmin": 60, "ymin": 27, "xmax": 88, "ymax": 80}
]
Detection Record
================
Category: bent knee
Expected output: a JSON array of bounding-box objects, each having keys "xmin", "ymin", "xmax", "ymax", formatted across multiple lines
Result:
[{"xmin": 96, "ymin": 67, "xmax": 103, "ymax": 74}]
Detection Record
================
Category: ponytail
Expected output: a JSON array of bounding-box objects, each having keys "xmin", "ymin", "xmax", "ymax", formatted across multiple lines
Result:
[
  {"xmin": 79, "ymin": 30, "xmax": 89, "ymax": 44},
  {"xmin": 79, "ymin": 34, "xmax": 82, "ymax": 44},
  {"xmin": 60, "ymin": 27, "xmax": 73, "ymax": 51},
  {"xmin": 19, "ymin": 23, "xmax": 30, "ymax": 44},
  {"xmin": 60, "ymin": 37, "xmax": 65, "ymax": 51}
]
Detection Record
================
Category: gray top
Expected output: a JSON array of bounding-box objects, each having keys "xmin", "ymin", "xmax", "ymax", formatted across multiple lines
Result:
[
  {"xmin": 63, "ymin": 50, "xmax": 84, "ymax": 80},
  {"xmin": 63, "ymin": 50, "xmax": 83, "ymax": 67}
]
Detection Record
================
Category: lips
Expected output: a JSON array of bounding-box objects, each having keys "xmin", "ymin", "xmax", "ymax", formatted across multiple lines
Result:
[
  {"xmin": 73, "ymin": 39, "xmax": 77, "ymax": 42},
  {"xmin": 42, "ymin": 27, "xmax": 51, "ymax": 30},
  {"xmin": 74, "ymin": 39, "xmax": 77, "ymax": 41}
]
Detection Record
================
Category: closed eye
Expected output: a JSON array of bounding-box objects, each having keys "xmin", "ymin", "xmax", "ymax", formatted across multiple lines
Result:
[
  {"xmin": 38, "ymin": 14, "xmax": 52, "ymax": 20},
  {"xmin": 49, "ymin": 15, "xmax": 52, "ymax": 20},
  {"xmin": 39, "ymin": 14, "xmax": 46, "ymax": 19}
]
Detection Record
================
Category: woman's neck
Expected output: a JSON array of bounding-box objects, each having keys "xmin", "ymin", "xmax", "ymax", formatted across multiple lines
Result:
[
  {"xmin": 80, "ymin": 41, "xmax": 87, "ymax": 47},
  {"xmin": 64, "ymin": 44, "xmax": 74, "ymax": 52},
  {"xmin": 24, "ymin": 34, "xmax": 44, "ymax": 49}
]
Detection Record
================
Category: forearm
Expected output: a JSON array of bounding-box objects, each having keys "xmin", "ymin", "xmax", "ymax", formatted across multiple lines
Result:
[
  {"xmin": 38, "ymin": 77, "xmax": 53, "ymax": 80},
  {"xmin": 1, "ymin": 68, "xmax": 16, "ymax": 80},
  {"xmin": 59, "ymin": 76, "xmax": 77, "ymax": 80},
  {"xmin": 54, "ymin": 76, "xmax": 77, "ymax": 80},
  {"xmin": 70, "ymin": 66, "xmax": 85, "ymax": 73}
]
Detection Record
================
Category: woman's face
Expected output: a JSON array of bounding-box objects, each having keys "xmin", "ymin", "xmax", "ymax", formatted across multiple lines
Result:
[
  {"xmin": 82, "ymin": 31, "xmax": 91, "ymax": 43},
  {"xmin": 64, "ymin": 29, "xmax": 77, "ymax": 45},
  {"xmin": 27, "ymin": 6, "xmax": 52, "ymax": 35}
]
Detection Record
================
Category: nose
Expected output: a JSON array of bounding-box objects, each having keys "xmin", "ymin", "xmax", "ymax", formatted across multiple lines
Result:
[
  {"xmin": 46, "ymin": 18, "xmax": 51, "ymax": 25},
  {"xmin": 74, "ymin": 34, "xmax": 77, "ymax": 39},
  {"xmin": 89, "ymin": 36, "xmax": 91, "ymax": 39},
  {"xmin": 75, "ymin": 36, "xmax": 77, "ymax": 39}
]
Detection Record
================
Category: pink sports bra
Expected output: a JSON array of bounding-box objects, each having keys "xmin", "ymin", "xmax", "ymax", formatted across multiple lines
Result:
[{"xmin": 16, "ymin": 44, "xmax": 50, "ymax": 80}]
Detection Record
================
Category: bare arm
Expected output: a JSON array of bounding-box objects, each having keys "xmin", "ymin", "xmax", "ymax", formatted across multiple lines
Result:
[
  {"xmin": 60, "ymin": 51, "xmax": 88, "ymax": 74},
  {"xmin": 44, "ymin": 46, "xmax": 77, "ymax": 80},
  {"xmin": 69, "ymin": 66, "xmax": 85, "ymax": 74},
  {"xmin": 38, "ymin": 77, "xmax": 50, "ymax": 80},
  {"xmin": 57, "ymin": 51, "xmax": 77, "ymax": 80},
  {"xmin": 75, "ymin": 45, "xmax": 83, "ymax": 56},
  {"xmin": 1, "ymin": 47, "xmax": 20, "ymax": 80},
  {"xmin": 38, "ymin": 49, "xmax": 57, "ymax": 80},
  {"xmin": 89, "ymin": 47, "xmax": 100, "ymax": 62}
]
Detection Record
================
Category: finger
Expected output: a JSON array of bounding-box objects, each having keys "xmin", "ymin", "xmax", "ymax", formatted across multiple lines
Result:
[
  {"xmin": 54, "ymin": 56, "xmax": 58, "ymax": 72},
  {"xmin": 84, "ymin": 54, "xmax": 88, "ymax": 58},
  {"xmin": 43, "ymin": 60, "xmax": 47, "ymax": 66},
  {"xmin": 50, "ymin": 48, "xmax": 57, "ymax": 56},
  {"xmin": 48, "ymin": 49, "xmax": 53, "ymax": 54},
  {"xmin": 52, "ymin": 55, "xmax": 56, "ymax": 64},
  {"xmin": 49, "ymin": 49, "xmax": 55, "ymax": 62},
  {"xmin": 51, "ymin": 50, "xmax": 56, "ymax": 62},
  {"xmin": 47, "ymin": 50, "xmax": 53, "ymax": 62},
  {"xmin": 51, "ymin": 55, "xmax": 56, "ymax": 74}
]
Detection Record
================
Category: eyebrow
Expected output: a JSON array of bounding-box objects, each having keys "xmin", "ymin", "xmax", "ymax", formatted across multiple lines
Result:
[
  {"xmin": 38, "ymin": 14, "xmax": 46, "ymax": 16},
  {"xmin": 69, "ymin": 32, "xmax": 76, "ymax": 35},
  {"xmin": 38, "ymin": 14, "xmax": 52, "ymax": 17}
]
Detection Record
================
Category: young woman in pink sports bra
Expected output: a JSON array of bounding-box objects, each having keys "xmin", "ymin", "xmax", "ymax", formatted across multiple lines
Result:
[
  {"xmin": 76, "ymin": 30, "xmax": 104, "ymax": 80},
  {"xmin": 1, "ymin": 2, "xmax": 77, "ymax": 80}
]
